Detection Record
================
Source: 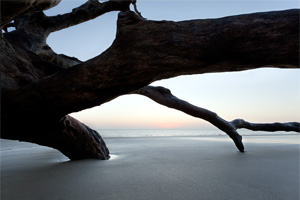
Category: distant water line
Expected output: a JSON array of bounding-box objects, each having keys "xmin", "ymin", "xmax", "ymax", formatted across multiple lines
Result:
[{"xmin": 96, "ymin": 129, "xmax": 299, "ymax": 138}]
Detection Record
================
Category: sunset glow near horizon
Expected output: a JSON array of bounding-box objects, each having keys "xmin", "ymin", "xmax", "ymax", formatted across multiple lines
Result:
[{"xmin": 45, "ymin": 0, "xmax": 300, "ymax": 130}]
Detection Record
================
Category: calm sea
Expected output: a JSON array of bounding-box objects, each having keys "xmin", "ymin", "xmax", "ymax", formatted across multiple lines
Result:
[{"xmin": 96, "ymin": 129, "xmax": 298, "ymax": 138}]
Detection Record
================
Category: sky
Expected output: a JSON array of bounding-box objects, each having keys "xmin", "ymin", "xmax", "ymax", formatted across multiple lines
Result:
[{"xmin": 44, "ymin": 0, "xmax": 300, "ymax": 129}]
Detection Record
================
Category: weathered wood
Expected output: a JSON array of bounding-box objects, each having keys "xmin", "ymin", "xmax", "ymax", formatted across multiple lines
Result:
[
  {"xmin": 135, "ymin": 86, "xmax": 300, "ymax": 151},
  {"xmin": 0, "ymin": 0, "xmax": 61, "ymax": 29},
  {"xmin": 3, "ymin": 10, "xmax": 299, "ymax": 116},
  {"xmin": 1, "ymin": 0, "xmax": 134, "ymax": 160},
  {"xmin": 1, "ymin": 113, "xmax": 110, "ymax": 160},
  {"xmin": 1, "ymin": 1, "xmax": 299, "ymax": 159},
  {"xmin": 135, "ymin": 86, "xmax": 245, "ymax": 152},
  {"xmin": 231, "ymin": 119, "xmax": 300, "ymax": 132}
]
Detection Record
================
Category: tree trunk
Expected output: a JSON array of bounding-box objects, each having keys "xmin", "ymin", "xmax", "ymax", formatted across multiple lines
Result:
[
  {"xmin": 1, "ymin": 114, "xmax": 110, "ymax": 160},
  {"xmin": 1, "ymin": 1, "xmax": 299, "ymax": 160}
]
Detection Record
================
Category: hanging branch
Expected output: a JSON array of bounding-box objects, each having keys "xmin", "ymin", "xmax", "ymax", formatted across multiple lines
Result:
[
  {"xmin": 134, "ymin": 86, "xmax": 245, "ymax": 152},
  {"xmin": 134, "ymin": 86, "xmax": 300, "ymax": 151}
]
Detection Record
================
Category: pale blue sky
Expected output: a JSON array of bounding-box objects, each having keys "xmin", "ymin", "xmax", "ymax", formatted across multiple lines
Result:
[{"xmin": 45, "ymin": 0, "xmax": 300, "ymax": 129}]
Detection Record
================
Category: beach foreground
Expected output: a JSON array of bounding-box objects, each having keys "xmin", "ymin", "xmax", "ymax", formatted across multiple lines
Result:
[{"xmin": 1, "ymin": 135, "xmax": 299, "ymax": 200}]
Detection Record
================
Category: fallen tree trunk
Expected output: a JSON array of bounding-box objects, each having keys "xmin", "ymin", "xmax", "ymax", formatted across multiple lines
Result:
[
  {"xmin": 1, "ymin": 6, "xmax": 299, "ymax": 159},
  {"xmin": 3, "ymin": 10, "xmax": 299, "ymax": 116}
]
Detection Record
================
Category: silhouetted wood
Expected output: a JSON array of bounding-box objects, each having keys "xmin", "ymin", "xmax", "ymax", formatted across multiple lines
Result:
[
  {"xmin": 135, "ymin": 86, "xmax": 300, "ymax": 151},
  {"xmin": 1, "ymin": 0, "xmax": 299, "ymax": 159},
  {"xmin": 0, "ymin": 0, "xmax": 61, "ymax": 30},
  {"xmin": 135, "ymin": 86, "xmax": 245, "ymax": 152},
  {"xmin": 231, "ymin": 119, "xmax": 300, "ymax": 132}
]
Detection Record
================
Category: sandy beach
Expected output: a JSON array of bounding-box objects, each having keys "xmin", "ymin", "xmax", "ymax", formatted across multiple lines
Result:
[{"xmin": 1, "ymin": 134, "xmax": 299, "ymax": 200}]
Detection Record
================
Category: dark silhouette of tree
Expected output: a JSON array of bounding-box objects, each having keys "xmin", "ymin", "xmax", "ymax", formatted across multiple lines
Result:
[{"xmin": 1, "ymin": 0, "xmax": 299, "ymax": 160}]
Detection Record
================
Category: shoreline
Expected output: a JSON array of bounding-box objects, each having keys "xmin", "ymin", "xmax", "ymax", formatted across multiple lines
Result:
[{"xmin": 1, "ymin": 135, "xmax": 299, "ymax": 200}]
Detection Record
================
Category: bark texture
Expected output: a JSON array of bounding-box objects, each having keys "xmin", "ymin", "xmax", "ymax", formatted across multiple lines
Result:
[
  {"xmin": 1, "ymin": 0, "xmax": 133, "ymax": 160},
  {"xmin": 0, "ymin": 0, "xmax": 61, "ymax": 29},
  {"xmin": 3, "ymin": 10, "xmax": 299, "ymax": 115},
  {"xmin": 1, "ymin": 0, "xmax": 299, "ymax": 159}
]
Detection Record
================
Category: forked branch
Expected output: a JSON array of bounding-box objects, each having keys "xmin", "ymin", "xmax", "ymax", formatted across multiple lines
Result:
[
  {"xmin": 135, "ymin": 86, "xmax": 300, "ymax": 151},
  {"xmin": 131, "ymin": 0, "xmax": 146, "ymax": 20}
]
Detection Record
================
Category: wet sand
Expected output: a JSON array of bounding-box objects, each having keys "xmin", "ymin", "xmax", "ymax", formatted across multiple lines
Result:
[{"xmin": 1, "ymin": 135, "xmax": 299, "ymax": 200}]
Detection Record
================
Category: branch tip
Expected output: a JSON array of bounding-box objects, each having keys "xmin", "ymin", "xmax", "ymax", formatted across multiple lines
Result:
[{"xmin": 131, "ymin": 0, "xmax": 146, "ymax": 20}]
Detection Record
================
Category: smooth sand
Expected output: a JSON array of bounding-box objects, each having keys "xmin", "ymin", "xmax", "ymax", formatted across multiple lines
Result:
[{"xmin": 1, "ymin": 134, "xmax": 299, "ymax": 200}]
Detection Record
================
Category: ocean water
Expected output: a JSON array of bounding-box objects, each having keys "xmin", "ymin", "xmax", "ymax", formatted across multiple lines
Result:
[{"xmin": 97, "ymin": 129, "xmax": 299, "ymax": 138}]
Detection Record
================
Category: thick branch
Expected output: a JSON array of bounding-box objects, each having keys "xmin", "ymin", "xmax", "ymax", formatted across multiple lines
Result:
[
  {"xmin": 2, "ymin": 10, "xmax": 299, "ymax": 119},
  {"xmin": 2, "ymin": 1, "xmax": 132, "ymax": 66}
]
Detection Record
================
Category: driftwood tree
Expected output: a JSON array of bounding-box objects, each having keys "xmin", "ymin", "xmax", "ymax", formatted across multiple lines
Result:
[{"xmin": 1, "ymin": 0, "xmax": 299, "ymax": 160}]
